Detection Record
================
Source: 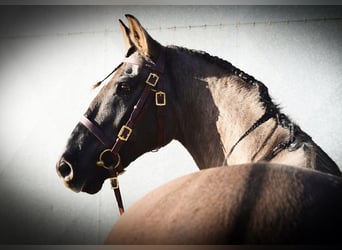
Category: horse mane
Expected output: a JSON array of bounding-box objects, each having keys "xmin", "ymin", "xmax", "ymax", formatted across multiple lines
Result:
[
  {"xmin": 167, "ymin": 45, "xmax": 281, "ymax": 114},
  {"xmin": 167, "ymin": 45, "xmax": 235, "ymax": 73}
]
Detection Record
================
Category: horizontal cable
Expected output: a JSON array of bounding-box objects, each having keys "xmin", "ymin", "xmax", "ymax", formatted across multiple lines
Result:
[
  {"xmin": 1, "ymin": 17, "xmax": 341, "ymax": 40},
  {"xmin": 148, "ymin": 17, "xmax": 342, "ymax": 31}
]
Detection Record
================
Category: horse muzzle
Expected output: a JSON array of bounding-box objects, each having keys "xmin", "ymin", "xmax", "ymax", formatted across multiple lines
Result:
[{"xmin": 56, "ymin": 158, "xmax": 82, "ymax": 193}]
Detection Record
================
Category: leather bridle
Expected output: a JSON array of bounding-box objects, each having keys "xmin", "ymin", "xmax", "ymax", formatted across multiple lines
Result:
[{"xmin": 80, "ymin": 49, "xmax": 167, "ymax": 215}]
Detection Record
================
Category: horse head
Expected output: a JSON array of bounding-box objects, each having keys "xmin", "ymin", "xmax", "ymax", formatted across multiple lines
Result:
[
  {"xmin": 57, "ymin": 14, "xmax": 341, "ymax": 196},
  {"xmin": 56, "ymin": 15, "xmax": 178, "ymax": 194}
]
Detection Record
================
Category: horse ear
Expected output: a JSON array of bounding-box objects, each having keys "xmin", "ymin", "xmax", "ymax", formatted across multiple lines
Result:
[
  {"xmin": 125, "ymin": 14, "xmax": 161, "ymax": 61},
  {"xmin": 119, "ymin": 19, "xmax": 133, "ymax": 51}
]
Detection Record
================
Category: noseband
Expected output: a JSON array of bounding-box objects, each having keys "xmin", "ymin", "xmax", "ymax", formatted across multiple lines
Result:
[{"xmin": 80, "ymin": 49, "xmax": 166, "ymax": 215}]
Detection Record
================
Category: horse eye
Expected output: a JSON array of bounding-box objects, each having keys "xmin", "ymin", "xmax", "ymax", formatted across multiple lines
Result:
[{"xmin": 118, "ymin": 82, "xmax": 131, "ymax": 93}]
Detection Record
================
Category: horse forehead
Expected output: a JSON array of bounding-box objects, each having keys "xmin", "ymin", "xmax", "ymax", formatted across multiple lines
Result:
[
  {"xmin": 129, "ymin": 63, "xmax": 140, "ymax": 75},
  {"xmin": 127, "ymin": 51, "xmax": 146, "ymax": 66}
]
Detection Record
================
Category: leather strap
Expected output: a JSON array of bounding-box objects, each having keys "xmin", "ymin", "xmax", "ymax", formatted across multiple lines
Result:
[
  {"xmin": 80, "ymin": 116, "xmax": 113, "ymax": 146},
  {"xmin": 109, "ymin": 83, "xmax": 155, "ymax": 174},
  {"xmin": 79, "ymin": 48, "xmax": 166, "ymax": 215},
  {"xmin": 108, "ymin": 167, "xmax": 125, "ymax": 215}
]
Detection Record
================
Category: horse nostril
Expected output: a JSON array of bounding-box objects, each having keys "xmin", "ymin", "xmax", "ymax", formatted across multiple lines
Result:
[{"xmin": 57, "ymin": 160, "xmax": 74, "ymax": 181}]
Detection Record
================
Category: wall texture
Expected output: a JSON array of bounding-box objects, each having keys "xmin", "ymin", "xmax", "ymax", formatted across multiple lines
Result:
[{"xmin": 0, "ymin": 5, "xmax": 341, "ymax": 244}]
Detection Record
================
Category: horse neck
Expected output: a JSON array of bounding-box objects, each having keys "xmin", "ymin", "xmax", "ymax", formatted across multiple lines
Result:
[{"xmin": 169, "ymin": 48, "xmax": 287, "ymax": 169}]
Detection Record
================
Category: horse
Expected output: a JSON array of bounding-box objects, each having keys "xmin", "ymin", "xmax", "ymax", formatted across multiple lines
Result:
[
  {"xmin": 56, "ymin": 15, "xmax": 341, "ymax": 243},
  {"xmin": 106, "ymin": 163, "xmax": 342, "ymax": 244},
  {"xmin": 56, "ymin": 14, "xmax": 341, "ymax": 242}
]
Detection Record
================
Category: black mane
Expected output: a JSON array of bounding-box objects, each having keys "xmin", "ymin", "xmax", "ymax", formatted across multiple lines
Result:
[{"xmin": 168, "ymin": 45, "xmax": 280, "ymax": 115}]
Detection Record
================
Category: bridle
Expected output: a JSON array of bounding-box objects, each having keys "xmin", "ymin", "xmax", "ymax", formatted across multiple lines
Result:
[{"xmin": 80, "ymin": 49, "xmax": 167, "ymax": 215}]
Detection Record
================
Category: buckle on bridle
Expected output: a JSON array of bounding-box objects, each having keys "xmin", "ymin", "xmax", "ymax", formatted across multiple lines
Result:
[
  {"xmin": 155, "ymin": 91, "xmax": 166, "ymax": 106},
  {"xmin": 146, "ymin": 73, "xmax": 159, "ymax": 87},
  {"xmin": 96, "ymin": 149, "xmax": 121, "ymax": 170},
  {"xmin": 118, "ymin": 125, "xmax": 133, "ymax": 141},
  {"xmin": 110, "ymin": 177, "xmax": 119, "ymax": 189}
]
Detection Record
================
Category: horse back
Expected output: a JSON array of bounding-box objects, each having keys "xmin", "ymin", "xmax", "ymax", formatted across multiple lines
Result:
[{"xmin": 106, "ymin": 163, "xmax": 342, "ymax": 244}]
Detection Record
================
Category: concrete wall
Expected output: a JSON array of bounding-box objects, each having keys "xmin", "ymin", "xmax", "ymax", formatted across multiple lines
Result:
[{"xmin": 0, "ymin": 5, "xmax": 341, "ymax": 244}]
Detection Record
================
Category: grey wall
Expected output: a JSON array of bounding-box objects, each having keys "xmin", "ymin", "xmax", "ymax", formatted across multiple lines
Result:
[{"xmin": 0, "ymin": 5, "xmax": 341, "ymax": 244}]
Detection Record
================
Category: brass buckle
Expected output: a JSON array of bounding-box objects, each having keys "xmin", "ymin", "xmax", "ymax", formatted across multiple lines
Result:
[
  {"xmin": 110, "ymin": 177, "xmax": 119, "ymax": 189},
  {"xmin": 155, "ymin": 91, "xmax": 166, "ymax": 106},
  {"xmin": 118, "ymin": 125, "xmax": 132, "ymax": 141},
  {"xmin": 96, "ymin": 149, "xmax": 121, "ymax": 170},
  {"xmin": 145, "ymin": 73, "xmax": 159, "ymax": 87}
]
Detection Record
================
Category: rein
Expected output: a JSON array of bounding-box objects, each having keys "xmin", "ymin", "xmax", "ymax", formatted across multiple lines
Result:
[
  {"xmin": 80, "ymin": 49, "xmax": 166, "ymax": 215},
  {"xmin": 222, "ymin": 110, "xmax": 296, "ymax": 165},
  {"xmin": 222, "ymin": 68, "xmax": 296, "ymax": 166}
]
